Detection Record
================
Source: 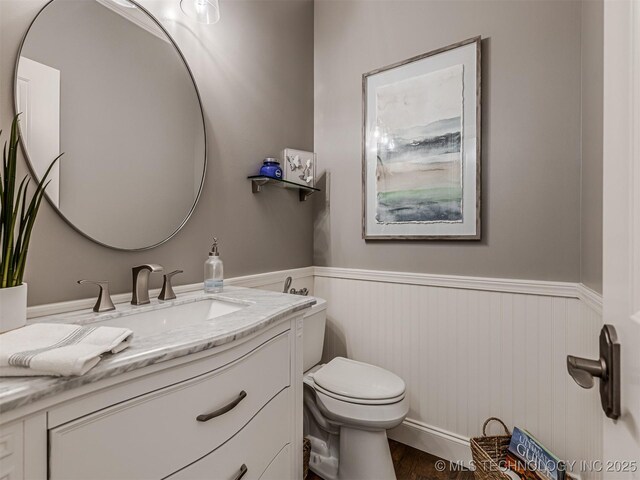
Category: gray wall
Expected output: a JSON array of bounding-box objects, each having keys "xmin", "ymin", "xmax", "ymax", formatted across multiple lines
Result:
[
  {"xmin": 580, "ymin": 0, "xmax": 603, "ymax": 294},
  {"xmin": 21, "ymin": 0, "xmax": 203, "ymax": 249},
  {"xmin": 314, "ymin": 0, "xmax": 583, "ymax": 282},
  {"xmin": 1, "ymin": 0, "xmax": 314, "ymax": 305}
]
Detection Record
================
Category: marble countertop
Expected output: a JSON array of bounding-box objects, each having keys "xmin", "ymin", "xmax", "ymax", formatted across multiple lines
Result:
[{"xmin": 0, "ymin": 287, "xmax": 315, "ymax": 414}]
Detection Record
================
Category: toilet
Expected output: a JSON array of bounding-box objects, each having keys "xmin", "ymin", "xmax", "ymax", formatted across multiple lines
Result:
[{"xmin": 302, "ymin": 298, "xmax": 409, "ymax": 480}]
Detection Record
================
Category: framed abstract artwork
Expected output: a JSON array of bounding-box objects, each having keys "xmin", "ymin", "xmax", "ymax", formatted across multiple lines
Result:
[{"xmin": 362, "ymin": 36, "xmax": 481, "ymax": 240}]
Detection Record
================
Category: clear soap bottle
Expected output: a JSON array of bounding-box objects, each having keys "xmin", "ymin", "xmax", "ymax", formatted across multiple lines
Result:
[{"xmin": 204, "ymin": 237, "xmax": 224, "ymax": 293}]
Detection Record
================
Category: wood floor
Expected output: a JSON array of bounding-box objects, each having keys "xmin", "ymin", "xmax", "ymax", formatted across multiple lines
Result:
[{"xmin": 307, "ymin": 439, "xmax": 475, "ymax": 480}]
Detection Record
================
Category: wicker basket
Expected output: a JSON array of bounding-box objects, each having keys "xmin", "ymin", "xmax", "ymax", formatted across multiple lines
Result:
[
  {"xmin": 303, "ymin": 437, "xmax": 311, "ymax": 479},
  {"xmin": 470, "ymin": 417, "xmax": 512, "ymax": 480}
]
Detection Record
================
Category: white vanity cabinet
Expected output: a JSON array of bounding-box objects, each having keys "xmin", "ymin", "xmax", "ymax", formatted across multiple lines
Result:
[
  {"xmin": 0, "ymin": 421, "xmax": 24, "ymax": 480},
  {"xmin": 0, "ymin": 314, "xmax": 304, "ymax": 480}
]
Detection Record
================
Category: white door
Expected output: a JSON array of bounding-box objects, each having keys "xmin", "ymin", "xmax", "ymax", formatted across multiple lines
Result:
[
  {"xmin": 602, "ymin": 0, "xmax": 640, "ymax": 474},
  {"xmin": 16, "ymin": 56, "xmax": 61, "ymax": 207}
]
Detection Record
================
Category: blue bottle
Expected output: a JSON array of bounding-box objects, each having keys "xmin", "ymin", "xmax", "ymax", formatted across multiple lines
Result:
[{"xmin": 259, "ymin": 158, "xmax": 283, "ymax": 179}]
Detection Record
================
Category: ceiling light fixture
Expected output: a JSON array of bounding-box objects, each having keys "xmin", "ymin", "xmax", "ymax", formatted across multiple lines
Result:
[
  {"xmin": 111, "ymin": 0, "xmax": 136, "ymax": 8},
  {"xmin": 180, "ymin": 0, "xmax": 220, "ymax": 24}
]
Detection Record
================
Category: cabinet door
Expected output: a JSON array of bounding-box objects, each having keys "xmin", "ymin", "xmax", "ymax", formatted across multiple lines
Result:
[
  {"xmin": 167, "ymin": 389, "xmax": 291, "ymax": 480},
  {"xmin": 49, "ymin": 333, "xmax": 290, "ymax": 480},
  {"xmin": 0, "ymin": 421, "xmax": 23, "ymax": 480}
]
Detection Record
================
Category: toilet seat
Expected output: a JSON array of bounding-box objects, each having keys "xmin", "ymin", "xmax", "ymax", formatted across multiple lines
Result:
[
  {"xmin": 311, "ymin": 382, "xmax": 405, "ymax": 405},
  {"xmin": 306, "ymin": 357, "xmax": 406, "ymax": 405}
]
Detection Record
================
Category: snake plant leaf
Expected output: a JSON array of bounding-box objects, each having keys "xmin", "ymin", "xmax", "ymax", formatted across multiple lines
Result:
[
  {"xmin": 0, "ymin": 114, "xmax": 63, "ymax": 288},
  {"xmin": 1, "ymin": 176, "xmax": 28, "ymax": 287},
  {"xmin": 12, "ymin": 178, "xmax": 32, "ymax": 278},
  {"xmin": 14, "ymin": 180, "xmax": 51, "ymax": 285}
]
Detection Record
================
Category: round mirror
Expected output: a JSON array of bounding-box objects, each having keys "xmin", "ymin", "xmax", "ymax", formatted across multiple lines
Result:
[{"xmin": 14, "ymin": 0, "xmax": 206, "ymax": 250}]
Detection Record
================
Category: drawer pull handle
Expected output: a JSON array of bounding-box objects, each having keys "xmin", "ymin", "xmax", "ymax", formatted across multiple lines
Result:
[
  {"xmin": 232, "ymin": 464, "xmax": 248, "ymax": 480},
  {"xmin": 196, "ymin": 390, "xmax": 247, "ymax": 422}
]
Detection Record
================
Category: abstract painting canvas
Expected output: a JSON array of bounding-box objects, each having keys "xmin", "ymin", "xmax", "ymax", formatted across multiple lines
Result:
[{"xmin": 363, "ymin": 37, "xmax": 481, "ymax": 239}]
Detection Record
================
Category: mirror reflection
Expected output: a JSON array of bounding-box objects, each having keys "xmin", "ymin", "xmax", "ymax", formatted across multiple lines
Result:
[{"xmin": 15, "ymin": 0, "xmax": 206, "ymax": 250}]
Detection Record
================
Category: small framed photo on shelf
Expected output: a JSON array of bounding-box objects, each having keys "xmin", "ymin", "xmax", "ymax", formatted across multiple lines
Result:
[{"xmin": 282, "ymin": 148, "xmax": 316, "ymax": 189}]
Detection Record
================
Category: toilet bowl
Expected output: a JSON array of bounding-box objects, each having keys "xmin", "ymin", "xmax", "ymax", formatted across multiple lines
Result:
[{"xmin": 302, "ymin": 298, "xmax": 409, "ymax": 480}]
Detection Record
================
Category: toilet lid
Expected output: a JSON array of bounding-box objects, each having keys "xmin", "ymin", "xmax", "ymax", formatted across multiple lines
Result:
[{"xmin": 312, "ymin": 357, "xmax": 405, "ymax": 401}]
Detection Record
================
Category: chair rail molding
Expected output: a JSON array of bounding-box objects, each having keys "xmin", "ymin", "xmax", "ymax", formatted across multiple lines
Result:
[
  {"xmin": 27, "ymin": 265, "xmax": 602, "ymax": 319},
  {"xmin": 576, "ymin": 283, "xmax": 603, "ymax": 315},
  {"xmin": 314, "ymin": 266, "xmax": 600, "ymax": 304}
]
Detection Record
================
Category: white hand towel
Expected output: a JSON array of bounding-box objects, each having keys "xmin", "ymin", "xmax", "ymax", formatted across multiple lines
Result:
[{"xmin": 0, "ymin": 323, "xmax": 133, "ymax": 377}]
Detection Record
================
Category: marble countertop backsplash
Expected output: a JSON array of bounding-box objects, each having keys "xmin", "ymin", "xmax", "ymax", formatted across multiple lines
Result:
[{"xmin": 0, "ymin": 287, "xmax": 315, "ymax": 414}]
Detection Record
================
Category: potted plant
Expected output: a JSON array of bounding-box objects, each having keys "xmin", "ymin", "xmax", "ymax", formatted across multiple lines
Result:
[{"xmin": 0, "ymin": 114, "xmax": 61, "ymax": 332}]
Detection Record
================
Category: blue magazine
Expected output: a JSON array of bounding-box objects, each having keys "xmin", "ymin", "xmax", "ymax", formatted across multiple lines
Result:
[{"xmin": 507, "ymin": 427, "xmax": 565, "ymax": 480}]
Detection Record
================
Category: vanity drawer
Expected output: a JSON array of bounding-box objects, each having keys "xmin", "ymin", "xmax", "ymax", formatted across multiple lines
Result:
[
  {"xmin": 167, "ymin": 388, "xmax": 291, "ymax": 480},
  {"xmin": 49, "ymin": 332, "xmax": 290, "ymax": 480}
]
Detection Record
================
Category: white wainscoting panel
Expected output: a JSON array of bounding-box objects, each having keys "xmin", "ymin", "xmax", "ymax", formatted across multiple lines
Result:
[
  {"xmin": 26, "ymin": 264, "xmax": 603, "ymax": 478},
  {"xmin": 314, "ymin": 269, "xmax": 603, "ymax": 480}
]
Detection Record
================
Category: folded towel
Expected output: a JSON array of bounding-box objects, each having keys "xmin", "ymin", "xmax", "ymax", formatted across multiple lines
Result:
[{"xmin": 0, "ymin": 323, "xmax": 133, "ymax": 377}]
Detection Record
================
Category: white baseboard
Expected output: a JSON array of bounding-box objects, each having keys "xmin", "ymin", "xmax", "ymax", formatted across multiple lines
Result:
[
  {"xmin": 388, "ymin": 418, "xmax": 473, "ymax": 467},
  {"xmin": 389, "ymin": 418, "xmax": 586, "ymax": 479}
]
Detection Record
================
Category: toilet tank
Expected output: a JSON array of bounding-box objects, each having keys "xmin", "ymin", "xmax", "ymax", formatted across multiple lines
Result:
[{"xmin": 303, "ymin": 297, "xmax": 327, "ymax": 372}]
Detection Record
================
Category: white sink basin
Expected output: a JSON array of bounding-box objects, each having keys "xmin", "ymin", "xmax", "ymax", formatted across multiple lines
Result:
[{"xmin": 97, "ymin": 299, "xmax": 244, "ymax": 336}]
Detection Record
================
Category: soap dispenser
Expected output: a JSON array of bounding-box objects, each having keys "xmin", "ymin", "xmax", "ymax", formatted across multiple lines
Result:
[{"xmin": 204, "ymin": 237, "xmax": 224, "ymax": 293}]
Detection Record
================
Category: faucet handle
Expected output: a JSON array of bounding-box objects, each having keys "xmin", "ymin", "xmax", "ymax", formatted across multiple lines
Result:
[
  {"xmin": 78, "ymin": 280, "xmax": 116, "ymax": 313},
  {"xmin": 158, "ymin": 270, "xmax": 183, "ymax": 301}
]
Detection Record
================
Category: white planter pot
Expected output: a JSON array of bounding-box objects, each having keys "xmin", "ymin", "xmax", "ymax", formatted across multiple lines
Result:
[{"xmin": 0, "ymin": 283, "xmax": 27, "ymax": 333}]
